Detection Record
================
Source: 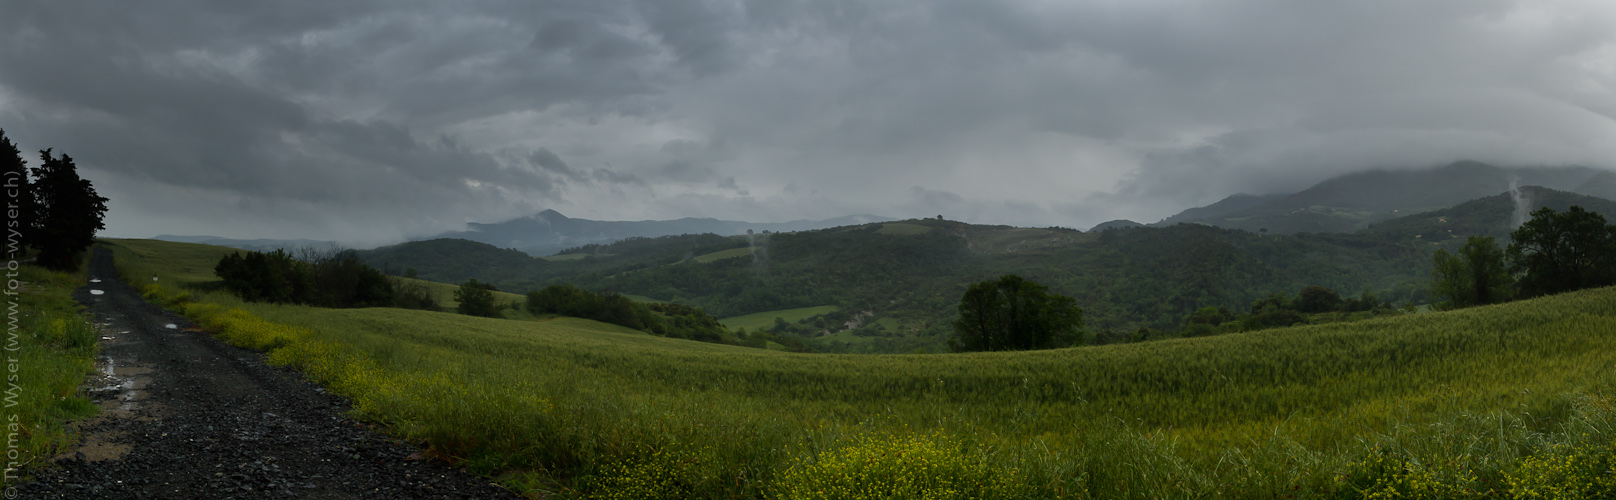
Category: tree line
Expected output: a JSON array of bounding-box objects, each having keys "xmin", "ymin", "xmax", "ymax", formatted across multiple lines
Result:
[
  {"xmin": 3, "ymin": 128, "xmax": 109, "ymax": 271},
  {"xmin": 215, "ymin": 247, "xmax": 438, "ymax": 310},
  {"xmin": 1430, "ymin": 205, "xmax": 1616, "ymax": 309},
  {"xmin": 523, "ymin": 283, "xmax": 746, "ymax": 345}
]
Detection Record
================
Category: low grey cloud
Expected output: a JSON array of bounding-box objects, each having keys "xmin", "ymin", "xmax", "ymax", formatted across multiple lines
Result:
[{"xmin": 3, "ymin": 0, "xmax": 1615, "ymax": 244}]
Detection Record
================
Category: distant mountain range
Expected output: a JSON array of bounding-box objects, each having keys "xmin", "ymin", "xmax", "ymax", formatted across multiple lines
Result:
[
  {"xmin": 1144, "ymin": 161, "xmax": 1616, "ymax": 234},
  {"xmin": 427, "ymin": 210, "xmax": 895, "ymax": 256},
  {"xmin": 149, "ymin": 235, "xmax": 339, "ymax": 253},
  {"xmin": 152, "ymin": 211, "xmax": 895, "ymax": 256},
  {"xmin": 160, "ymin": 161, "xmax": 1616, "ymax": 256},
  {"xmin": 1360, "ymin": 186, "xmax": 1616, "ymax": 246}
]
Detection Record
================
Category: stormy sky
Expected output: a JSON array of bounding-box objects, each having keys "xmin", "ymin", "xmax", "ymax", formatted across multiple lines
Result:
[{"xmin": 4, "ymin": 0, "xmax": 1616, "ymax": 246}]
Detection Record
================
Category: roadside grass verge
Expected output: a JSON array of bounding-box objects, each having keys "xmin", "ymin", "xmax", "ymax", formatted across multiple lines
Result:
[
  {"xmin": 3, "ymin": 259, "xmax": 100, "ymax": 488},
  {"xmin": 114, "ymin": 238, "xmax": 1616, "ymax": 498}
]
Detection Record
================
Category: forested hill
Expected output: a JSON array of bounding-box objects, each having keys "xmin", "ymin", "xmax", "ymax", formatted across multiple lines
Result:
[
  {"xmin": 359, "ymin": 218, "xmax": 1434, "ymax": 350},
  {"xmin": 1361, "ymin": 186, "xmax": 1616, "ymax": 248},
  {"xmin": 425, "ymin": 209, "xmax": 893, "ymax": 256},
  {"xmin": 357, "ymin": 184, "xmax": 1616, "ymax": 353},
  {"xmin": 1156, "ymin": 162, "xmax": 1611, "ymax": 234}
]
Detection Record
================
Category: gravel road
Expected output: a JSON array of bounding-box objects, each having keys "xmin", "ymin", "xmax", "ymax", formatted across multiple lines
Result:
[{"xmin": 18, "ymin": 248, "xmax": 521, "ymax": 499}]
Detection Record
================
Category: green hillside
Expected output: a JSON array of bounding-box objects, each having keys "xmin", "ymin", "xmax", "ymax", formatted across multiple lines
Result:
[
  {"xmin": 540, "ymin": 253, "xmax": 596, "ymax": 261},
  {"xmin": 356, "ymin": 218, "xmax": 1437, "ymax": 352},
  {"xmin": 354, "ymin": 182, "xmax": 1616, "ymax": 356},
  {"xmin": 392, "ymin": 276, "xmax": 526, "ymax": 310},
  {"xmin": 1162, "ymin": 162, "xmax": 1611, "ymax": 234},
  {"xmin": 573, "ymin": 220, "xmax": 1431, "ymax": 340},
  {"xmin": 719, "ymin": 305, "xmax": 839, "ymax": 332},
  {"xmin": 1361, "ymin": 186, "xmax": 1616, "ymax": 250},
  {"xmin": 122, "ymin": 239, "xmax": 1616, "ymax": 498},
  {"xmin": 692, "ymin": 246, "xmax": 755, "ymax": 263},
  {"xmin": 875, "ymin": 222, "xmax": 932, "ymax": 235},
  {"xmin": 103, "ymin": 239, "xmax": 529, "ymax": 313},
  {"xmin": 362, "ymin": 238, "xmax": 552, "ymax": 291}
]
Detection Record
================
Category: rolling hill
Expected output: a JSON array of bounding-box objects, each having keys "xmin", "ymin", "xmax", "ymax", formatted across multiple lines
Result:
[
  {"xmin": 365, "ymin": 217, "xmax": 1435, "ymax": 352},
  {"xmin": 360, "ymin": 238, "xmax": 550, "ymax": 290},
  {"xmin": 1361, "ymin": 186, "xmax": 1616, "ymax": 248},
  {"xmin": 1574, "ymin": 169, "xmax": 1616, "ymax": 200},
  {"xmin": 426, "ymin": 209, "xmax": 893, "ymax": 256},
  {"xmin": 150, "ymin": 235, "xmax": 339, "ymax": 253},
  {"xmin": 1158, "ymin": 161, "xmax": 1613, "ymax": 234},
  {"xmin": 111, "ymin": 238, "xmax": 1616, "ymax": 498}
]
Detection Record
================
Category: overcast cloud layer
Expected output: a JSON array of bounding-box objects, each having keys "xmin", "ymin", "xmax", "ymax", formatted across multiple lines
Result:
[{"xmin": 4, "ymin": 0, "xmax": 1616, "ymax": 245}]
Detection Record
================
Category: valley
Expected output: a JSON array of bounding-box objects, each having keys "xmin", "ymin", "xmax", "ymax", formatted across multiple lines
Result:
[
  {"xmin": 56, "ymin": 162, "xmax": 1616, "ymax": 498},
  {"xmin": 15, "ymin": 4, "xmax": 1616, "ymax": 497},
  {"xmin": 105, "ymin": 237, "xmax": 1616, "ymax": 498},
  {"xmin": 344, "ymin": 162, "xmax": 1616, "ymax": 355}
]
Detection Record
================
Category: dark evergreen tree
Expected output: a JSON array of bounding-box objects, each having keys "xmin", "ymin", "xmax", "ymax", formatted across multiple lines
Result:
[
  {"xmin": 1507, "ymin": 206, "xmax": 1616, "ymax": 297},
  {"xmin": 1, "ymin": 129, "xmax": 33, "ymax": 252},
  {"xmin": 31, "ymin": 149, "xmax": 109, "ymax": 271}
]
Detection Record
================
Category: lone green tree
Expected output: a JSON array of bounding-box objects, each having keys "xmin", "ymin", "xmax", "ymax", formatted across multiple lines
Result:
[
  {"xmin": 31, "ymin": 149, "xmax": 109, "ymax": 271},
  {"xmin": 1506, "ymin": 206, "xmax": 1616, "ymax": 298},
  {"xmin": 950, "ymin": 274, "xmax": 1083, "ymax": 352},
  {"xmin": 455, "ymin": 279, "xmax": 500, "ymax": 317},
  {"xmin": 1294, "ymin": 285, "xmax": 1342, "ymax": 313},
  {"xmin": 1429, "ymin": 235, "xmax": 1513, "ymax": 310}
]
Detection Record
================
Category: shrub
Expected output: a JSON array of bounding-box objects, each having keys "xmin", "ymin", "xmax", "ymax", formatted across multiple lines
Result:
[
  {"xmin": 455, "ymin": 279, "xmax": 500, "ymax": 317},
  {"xmin": 1331, "ymin": 447, "xmax": 1483, "ymax": 499},
  {"xmin": 773, "ymin": 433, "xmax": 1023, "ymax": 500},
  {"xmin": 585, "ymin": 443, "xmax": 693, "ymax": 500},
  {"xmin": 1506, "ymin": 443, "xmax": 1616, "ymax": 500}
]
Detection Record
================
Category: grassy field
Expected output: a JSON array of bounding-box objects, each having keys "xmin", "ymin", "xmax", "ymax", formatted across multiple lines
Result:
[
  {"xmin": 116, "ymin": 238, "xmax": 1616, "ymax": 499},
  {"xmin": 718, "ymin": 305, "xmax": 838, "ymax": 332},
  {"xmin": 5, "ymin": 258, "xmax": 101, "ymax": 488},
  {"xmin": 393, "ymin": 276, "xmax": 527, "ymax": 310},
  {"xmin": 100, "ymin": 238, "xmax": 243, "ymax": 287},
  {"xmin": 621, "ymin": 294, "xmax": 667, "ymax": 304},
  {"xmin": 100, "ymin": 239, "xmax": 529, "ymax": 311},
  {"xmin": 692, "ymin": 246, "xmax": 755, "ymax": 263}
]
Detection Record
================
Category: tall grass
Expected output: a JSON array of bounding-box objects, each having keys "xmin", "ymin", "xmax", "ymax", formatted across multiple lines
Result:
[
  {"xmin": 718, "ymin": 305, "xmax": 839, "ymax": 332},
  {"xmin": 114, "ymin": 238, "xmax": 1616, "ymax": 498},
  {"xmin": 3, "ymin": 259, "xmax": 100, "ymax": 488}
]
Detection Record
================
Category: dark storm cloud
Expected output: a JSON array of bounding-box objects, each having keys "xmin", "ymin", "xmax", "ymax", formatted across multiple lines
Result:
[{"xmin": 2, "ymin": 0, "xmax": 1613, "ymax": 241}]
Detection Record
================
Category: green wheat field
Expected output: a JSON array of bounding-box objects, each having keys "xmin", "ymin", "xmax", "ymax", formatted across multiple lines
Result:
[{"xmin": 103, "ymin": 238, "xmax": 1616, "ymax": 499}]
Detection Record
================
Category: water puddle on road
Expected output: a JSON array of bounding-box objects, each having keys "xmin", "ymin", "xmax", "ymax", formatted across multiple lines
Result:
[
  {"xmin": 92, "ymin": 361, "xmax": 153, "ymax": 413},
  {"xmin": 60, "ymin": 317, "xmax": 167, "ymax": 462}
]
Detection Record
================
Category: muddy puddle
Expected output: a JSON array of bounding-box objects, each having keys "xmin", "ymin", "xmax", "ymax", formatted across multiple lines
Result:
[{"xmin": 64, "ymin": 316, "xmax": 166, "ymax": 462}]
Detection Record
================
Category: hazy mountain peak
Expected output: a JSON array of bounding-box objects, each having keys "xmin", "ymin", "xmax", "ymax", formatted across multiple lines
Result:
[
  {"xmin": 1573, "ymin": 170, "xmax": 1616, "ymax": 200},
  {"xmin": 428, "ymin": 211, "xmax": 896, "ymax": 256},
  {"xmin": 1089, "ymin": 220, "xmax": 1144, "ymax": 231},
  {"xmin": 1159, "ymin": 163, "xmax": 1611, "ymax": 235}
]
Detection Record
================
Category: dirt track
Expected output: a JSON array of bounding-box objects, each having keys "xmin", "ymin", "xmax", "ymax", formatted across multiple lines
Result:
[{"xmin": 19, "ymin": 249, "xmax": 519, "ymax": 499}]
